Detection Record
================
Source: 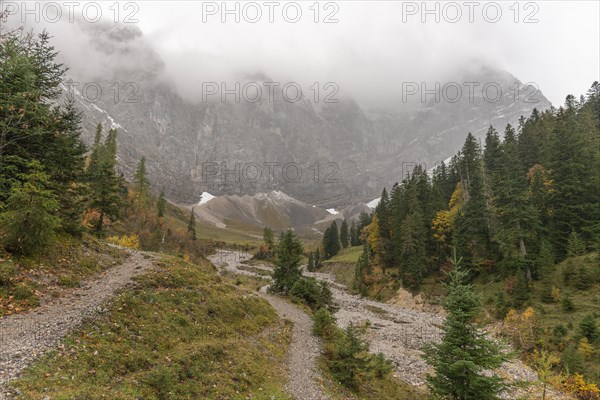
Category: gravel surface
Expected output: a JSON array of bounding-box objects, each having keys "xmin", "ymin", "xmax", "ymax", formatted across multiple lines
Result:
[
  {"xmin": 209, "ymin": 251, "xmax": 330, "ymax": 400},
  {"xmin": 210, "ymin": 250, "xmax": 573, "ymax": 400},
  {"xmin": 1, "ymin": 248, "xmax": 571, "ymax": 400},
  {"xmin": 0, "ymin": 250, "xmax": 155, "ymax": 399},
  {"xmin": 261, "ymin": 292, "xmax": 330, "ymax": 400}
]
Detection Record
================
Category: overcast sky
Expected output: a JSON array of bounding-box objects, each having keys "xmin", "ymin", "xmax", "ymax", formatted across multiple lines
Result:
[{"xmin": 5, "ymin": 1, "xmax": 599, "ymax": 107}]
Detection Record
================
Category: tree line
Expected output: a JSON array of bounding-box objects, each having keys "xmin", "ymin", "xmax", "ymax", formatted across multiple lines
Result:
[
  {"xmin": 0, "ymin": 29, "xmax": 199, "ymax": 256},
  {"xmin": 353, "ymin": 85, "xmax": 599, "ymax": 290}
]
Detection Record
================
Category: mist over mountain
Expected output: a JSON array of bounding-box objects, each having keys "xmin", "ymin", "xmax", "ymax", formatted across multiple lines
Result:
[
  {"xmin": 57, "ymin": 21, "xmax": 550, "ymax": 207},
  {"xmin": 2, "ymin": 4, "xmax": 599, "ymax": 398}
]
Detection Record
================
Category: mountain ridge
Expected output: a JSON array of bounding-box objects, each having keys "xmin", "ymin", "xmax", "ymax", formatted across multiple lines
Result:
[{"xmin": 57, "ymin": 21, "xmax": 552, "ymax": 207}]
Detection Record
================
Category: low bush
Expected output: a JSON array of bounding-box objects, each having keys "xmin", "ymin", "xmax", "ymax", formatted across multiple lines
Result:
[
  {"xmin": 313, "ymin": 308, "xmax": 338, "ymax": 339},
  {"xmin": 327, "ymin": 323, "xmax": 394, "ymax": 391},
  {"xmin": 290, "ymin": 277, "xmax": 334, "ymax": 311},
  {"xmin": 312, "ymin": 310, "xmax": 395, "ymax": 393}
]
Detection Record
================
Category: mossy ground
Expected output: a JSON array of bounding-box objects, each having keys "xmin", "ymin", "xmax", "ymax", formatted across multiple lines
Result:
[
  {"xmin": 0, "ymin": 235, "xmax": 126, "ymax": 316},
  {"xmin": 11, "ymin": 256, "xmax": 292, "ymax": 399}
]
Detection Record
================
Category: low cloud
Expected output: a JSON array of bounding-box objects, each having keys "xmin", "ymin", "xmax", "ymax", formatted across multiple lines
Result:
[{"xmin": 3, "ymin": 1, "xmax": 598, "ymax": 107}]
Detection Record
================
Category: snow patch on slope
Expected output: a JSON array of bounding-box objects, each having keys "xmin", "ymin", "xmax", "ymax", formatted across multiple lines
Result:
[
  {"xmin": 327, "ymin": 208, "xmax": 339, "ymax": 215},
  {"xmin": 198, "ymin": 192, "xmax": 216, "ymax": 205},
  {"xmin": 366, "ymin": 198, "xmax": 380, "ymax": 209}
]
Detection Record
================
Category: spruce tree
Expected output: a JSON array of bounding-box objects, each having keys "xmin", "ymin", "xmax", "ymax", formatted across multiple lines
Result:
[
  {"xmin": 567, "ymin": 230, "xmax": 586, "ymax": 258},
  {"xmin": 270, "ymin": 229, "xmax": 303, "ymax": 294},
  {"xmin": 315, "ymin": 247, "xmax": 321, "ymax": 269},
  {"xmin": 453, "ymin": 171, "xmax": 492, "ymax": 269},
  {"xmin": 187, "ymin": 209, "xmax": 197, "ymax": 240},
  {"xmin": 493, "ymin": 124, "xmax": 540, "ymax": 280},
  {"xmin": 350, "ymin": 220, "xmax": 359, "ymax": 246},
  {"xmin": 157, "ymin": 190, "xmax": 166, "ymax": 218},
  {"xmin": 48, "ymin": 99, "xmax": 86, "ymax": 234},
  {"xmin": 340, "ymin": 219, "xmax": 350, "ymax": 248},
  {"xmin": 323, "ymin": 221, "xmax": 341, "ymax": 259},
  {"xmin": 483, "ymin": 125, "xmax": 502, "ymax": 176},
  {"xmin": 133, "ymin": 156, "xmax": 150, "ymax": 203},
  {"xmin": 88, "ymin": 157, "xmax": 121, "ymax": 234},
  {"xmin": 536, "ymin": 239, "xmax": 555, "ymax": 279},
  {"xmin": 104, "ymin": 128, "xmax": 118, "ymax": 163},
  {"xmin": 307, "ymin": 251, "xmax": 315, "ymax": 272},
  {"xmin": 399, "ymin": 183, "xmax": 427, "ymax": 288},
  {"xmin": 423, "ymin": 253, "xmax": 511, "ymax": 399},
  {"xmin": 263, "ymin": 226, "xmax": 275, "ymax": 251},
  {"xmin": 574, "ymin": 265, "xmax": 592, "ymax": 290},
  {"xmin": 578, "ymin": 314, "xmax": 598, "ymax": 341},
  {"xmin": 453, "ymin": 133, "xmax": 493, "ymax": 269},
  {"xmin": 86, "ymin": 123, "xmax": 103, "ymax": 177},
  {"xmin": 0, "ymin": 30, "xmax": 86, "ymax": 232},
  {"xmin": 458, "ymin": 132, "xmax": 481, "ymax": 190},
  {"xmin": 376, "ymin": 188, "xmax": 393, "ymax": 269},
  {"xmin": 356, "ymin": 211, "xmax": 372, "ymax": 244},
  {"xmin": 354, "ymin": 241, "xmax": 370, "ymax": 295},
  {"xmin": 331, "ymin": 221, "xmax": 341, "ymax": 256},
  {"xmin": 0, "ymin": 161, "xmax": 61, "ymax": 255},
  {"xmin": 549, "ymin": 95, "xmax": 600, "ymax": 257}
]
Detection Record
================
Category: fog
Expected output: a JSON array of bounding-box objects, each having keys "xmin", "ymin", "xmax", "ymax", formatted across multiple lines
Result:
[{"xmin": 3, "ymin": 1, "xmax": 599, "ymax": 107}]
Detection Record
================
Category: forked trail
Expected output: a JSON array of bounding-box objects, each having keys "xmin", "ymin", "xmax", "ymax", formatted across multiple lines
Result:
[
  {"xmin": 209, "ymin": 250, "xmax": 330, "ymax": 400},
  {"xmin": 210, "ymin": 250, "xmax": 573, "ymax": 400}
]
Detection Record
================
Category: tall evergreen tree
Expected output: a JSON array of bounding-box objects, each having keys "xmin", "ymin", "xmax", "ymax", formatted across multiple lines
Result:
[
  {"xmin": 0, "ymin": 161, "xmax": 61, "ymax": 255},
  {"xmin": 493, "ymin": 124, "xmax": 540, "ymax": 279},
  {"xmin": 0, "ymin": 30, "xmax": 86, "ymax": 235},
  {"xmin": 354, "ymin": 240, "xmax": 371, "ymax": 296},
  {"xmin": 566, "ymin": 230, "xmax": 586, "ymax": 258},
  {"xmin": 483, "ymin": 125, "xmax": 502, "ymax": 176},
  {"xmin": 350, "ymin": 220, "xmax": 359, "ymax": 246},
  {"xmin": 270, "ymin": 229, "xmax": 304, "ymax": 294},
  {"xmin": 356, "ymin": 211, "xmax": 372, "ymax": 244},
  {"xmin": 423, "ymin": 253, "xmax": 511, "ymax": 399},
  {"xmin": 376, "ymin": 188, "xmax": 393, "ymax": 269},
  {"xmin": 133, "ymin": 156, "xmax": 150, "ymax": 203},
  {"xmin": 187, "ymin": 209, "xmax": 197, "ymax": 240},
  {"xmin": 323, "ymin": 221, "xmax": 341, "ymax": 259},
  {"xmin": 399, "ymin": 208, "xmax": 426, "ymax": 288},
  {"xmin": 86, "ymin": 123, "xmax": 104, "ymax": 181},
  {"xmin": 548, "ymin": 94, "xmax": 600, "ymax": 257},
  {"xmin": 89, "ymin": 161, "xmax": 121, "ymax": 234},
  {"xmin": 340, "ymin": 219, "xmax": 350, "ymax": 248},
  {"xmin": 263, "ymin": 226, "xmax": 275, "ymax": 250},
  {"xmin": 536, "ymin": 238, "xmax": 555, "ymax": 280},
  {"xmin": 458, "ymin": 132, "xmax": 480, "ymax": 192},
  {"xmin": 157, "ymin": 190, "xmax": 167, "ymax": 218},
  {"xmin": 86, "ymin": 127, "xmax": 121, "ymax": 234},
  {"xmin": 315, "ymin": 247, "xmax": 321, "ymax": 269},
  {"xmin": 104, "ymin": 128, "xmax": 118, "ymax": 164},
  {"xmin": 307, "ymin": 251, "xmax": 315, "ymax": 272},
  {"xmin": 454, "ymin": 134, "xmax": 493, "ymax": 269}
]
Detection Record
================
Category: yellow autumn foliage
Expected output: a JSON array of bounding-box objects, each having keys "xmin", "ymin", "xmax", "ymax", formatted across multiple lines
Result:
[
  {"xmin": 578, "ymin": 337, "xmax": 595, "ymax": 359},
  {"xmin": 432, "ymin": 182, "xmax": 464, "ymax": 247},
  {"xmin": 563, "ymin": 373, "xmax": 600, "ymax": 400},
  {"xmin": 363, "ymin": 214, "xmax": 380, "ymax": 257},
  {"xmin": 107, "ymin": 234, "xmax": 140, "ymax": 250},
  {"xmin": 503, "ymin": 306, "xmax": 538, "ymax": 350}
]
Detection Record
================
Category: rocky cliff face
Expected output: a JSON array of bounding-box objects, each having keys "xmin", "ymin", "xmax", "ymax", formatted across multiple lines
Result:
[{"xmin": 61, "ymin": 22, "xmax": 552, "ymax": 207}]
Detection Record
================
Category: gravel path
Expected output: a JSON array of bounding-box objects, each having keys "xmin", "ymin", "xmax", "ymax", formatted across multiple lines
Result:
[
  {"xmin": 211, "ymin": 250, "xmax": 573, "ymax": 400},
  {"xmin": 209, "ymin": 251, "xmax": 330, "ymax": 400},
  {"xmin": 261, "ymin": 293, "xmax": 329, "ymax": 400},
  {"xmin": 0, "ymin": 250, "xmax": 155, "ymax": 399}
]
